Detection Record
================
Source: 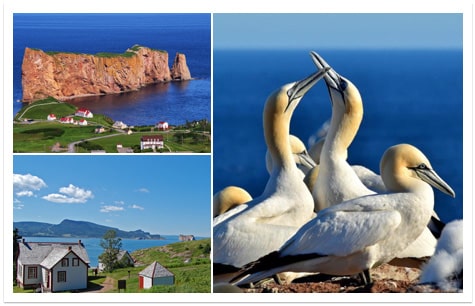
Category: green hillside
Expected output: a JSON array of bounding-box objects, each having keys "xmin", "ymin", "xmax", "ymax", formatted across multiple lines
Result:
[{"xmin": 92, "ymin": 238, "xmax": 211, "ymax": 293}]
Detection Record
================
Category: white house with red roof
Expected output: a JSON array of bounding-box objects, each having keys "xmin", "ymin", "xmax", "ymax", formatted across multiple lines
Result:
[
  {"xmin": 156, "ymin": 121, "xmax": 169, "ymax": 130},
  {"xmin": 47, "ymin": 114, "xmax": 56, "ymax": 121},
  {"xmin": 16, "ymin": 239, "xmax": 90, "ymax": 292},
  {"xmin": 140, "ymin": 135, "xmax": 164, "ymax": 150},
  {"xmin": 59, "ymin": 117, "xmax": 75, "ymax": 124},
  {"xmin": 75, "ymin": 108, "xmax": 93, "ymax": 118},
  {"xmin": 78, "ymin": 119, "xmax": 88, "ymax": 126}
]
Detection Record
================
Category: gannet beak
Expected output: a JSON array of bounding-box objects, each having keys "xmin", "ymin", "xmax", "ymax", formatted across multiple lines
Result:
[
  {"xmin": 297, "ymin": 150, "xmax": 317, "ymax": 169},
  {"xmin": 411, "ymin": 165, "xmax": 456, "ymax": 197},
  {"xmin": 309, "ymin": 51, "xmax": 345, "ymax": 93},
  {"xmin": 286, "ymin": 66, "xmax": 330, "ymax": 106}
]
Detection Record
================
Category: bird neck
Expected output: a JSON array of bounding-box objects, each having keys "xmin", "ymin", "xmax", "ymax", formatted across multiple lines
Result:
[
  {"xmin": 264, "ymin": 111, "xmax": 295, "ymax": 170},
  {"xmin": 324, "ymin": 102, "xmax": 363, "ymax": 158}
]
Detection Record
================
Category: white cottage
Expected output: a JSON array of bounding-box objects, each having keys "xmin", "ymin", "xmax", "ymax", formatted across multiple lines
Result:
[
  {"xmin": 138, "ymin": 261, "xmax": 174, "ymax": 289},
  {"xmin": 140, "ymin": 135, "xmax": 164, "ymax": 150},
  {"xmin": 16, "ymin": 239, "xmax": 90, "ymax": 292}
]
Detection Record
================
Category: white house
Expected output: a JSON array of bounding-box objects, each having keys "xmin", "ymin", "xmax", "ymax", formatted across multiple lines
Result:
[
  {"xmin": 78, "ymin": 119, "xmax": 87, "ymax": 126},
  {"xmin": 75, "ymin": 108, "xmax": 93, "ymax": 118},
  {"xmin": 112, "ymin": 121, "xmax": 128, "ymax": 129},
  {"xmin": 59, "ymin": 117, "xmax": 75, "ymax": 124},
  {"xmin": 156, "ymin": 121, "xmax": 169, "ymax": 130},
  {"xmin": 98, "ymin": 250, "xmax": 135, "ymax": 272},
  {"xmin": 47, "ymin": 114, "xmax": 56, "ymax": 121},
  {"xmin": 138, "ymin": 261, "xmax": 174, "ymax": 289},
  {"xmin": 140, "ymin": 135, "xmax": 164, "ymax": 150},
  {"xmin": 95, "ymin": 126, "xmax": 106, "ymax": 134},
  {"xmin": 16, "ymin": 239, "xmax": 90, "ymax": 292}
]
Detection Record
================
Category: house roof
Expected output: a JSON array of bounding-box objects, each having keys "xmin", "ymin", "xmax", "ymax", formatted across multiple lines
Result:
[
  {"xmin": 141, "ymin": 135, "xmax": 163, "ymax": 141},
  {"xmin": 139, "ymin": 261, "xmax": 173, "ymax": 278},
  {"xmin": 18, "ymin": 240, "xmax": 90, "ymax": 267}
]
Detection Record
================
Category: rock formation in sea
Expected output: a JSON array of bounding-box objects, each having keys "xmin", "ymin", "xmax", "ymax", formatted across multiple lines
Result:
[{"xmin": 21, "ymin": 45, "xmax": 192, "ymax": 103}]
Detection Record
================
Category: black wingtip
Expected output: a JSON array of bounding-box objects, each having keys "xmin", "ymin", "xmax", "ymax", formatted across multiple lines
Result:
[{"xmin": 428, "ymin": 215, "xmax": 446, "ymax": 239}]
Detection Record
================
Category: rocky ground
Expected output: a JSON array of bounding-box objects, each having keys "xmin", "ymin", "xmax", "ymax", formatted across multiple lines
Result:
[{"xmin": 236, "ymin": 264, "xmax": 461, "ymax": 293}]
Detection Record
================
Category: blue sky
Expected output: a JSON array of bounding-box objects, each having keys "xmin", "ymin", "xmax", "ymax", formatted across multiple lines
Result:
[
  {"xmin": 213, "ymin": 13, "xmax": 463, "ymax": 50},
  {"xmin": 13, "ymin": 155, "xmax": 211, "ymax": 237}
]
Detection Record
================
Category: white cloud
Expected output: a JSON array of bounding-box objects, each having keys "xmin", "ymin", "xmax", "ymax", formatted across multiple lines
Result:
[
  {"xmin": 137, "ymin": 188, "xmax": 149, "ymax": 193},
  {"xmin": 42, "ymin": 184, "xmax": 93, "ymax": 204},
  {"xmin": 14, "ymin": 203, "xmax": 24, "ymax": 210},
  {"xmin": 13, "ymin": 173, "xmax": 47, "ymax": 190},
  {"xmin": 130, "ymin": 204, "xmax": 144, "ymax": 210},
  {"xmin": 114, "ymin": 200, "xmax": 125, "ymax": 205},
  {"xmin": 16, "ymin": 190, "xmax": 34, "ymax": 197},
  {"xmin": 100, "ymin": 205, "xmax": 125, "ymax": 213}
]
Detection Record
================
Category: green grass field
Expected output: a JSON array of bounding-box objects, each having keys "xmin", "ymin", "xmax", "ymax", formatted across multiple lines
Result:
[
  {"xmin": 13, "ymin": 238, "xmax": 211, "ymax": 293},
  {"xmin": 13, "ymin": 98, "xmax": 211, "ymax": 153}
]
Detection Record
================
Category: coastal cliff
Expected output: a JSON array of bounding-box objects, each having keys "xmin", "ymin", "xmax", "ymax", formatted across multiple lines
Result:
[{"xmin": 21, "ymin": 45, "xmax": 192, "ymax": 103}]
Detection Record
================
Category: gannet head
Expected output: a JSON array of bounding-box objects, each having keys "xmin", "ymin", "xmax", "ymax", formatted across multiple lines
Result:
[
  {"xmin": 309, "ymin": 51, "xmax": 362, "ymax": 114},
  {"xmin": 380, "ymin": 144, "xmax": 455, "ymax": 197},
  {"xmin": 213, "ymin": 186, "xmax": 252, "ymax": 217}
]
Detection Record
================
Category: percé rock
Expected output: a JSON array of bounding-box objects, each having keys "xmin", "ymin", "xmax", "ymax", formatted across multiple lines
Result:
[
  {"xmin": 21, "ymin": 45, "xmax": 192, "ymax": 103},
  {"xmin": 170, "ymin": 52, "xmax": 191, "ymax": 80}
]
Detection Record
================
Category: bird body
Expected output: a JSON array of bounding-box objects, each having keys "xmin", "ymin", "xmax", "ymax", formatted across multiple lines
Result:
[
  {"xmin": 213, "ymin": 66, "xmax": 329, "ymax": 270},
  {"xmin": 310, "ymin": 52, "xmax": 375, "ymax": 212},
  {"xmin": 233, "ymin": 144, "xmax": 455, "ymax": 285}
]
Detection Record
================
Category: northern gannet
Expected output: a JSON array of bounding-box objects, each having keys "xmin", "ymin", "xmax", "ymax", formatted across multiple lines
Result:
[
  {"xmin": 232, "ymin": 144, "xmax": 455, "ymax": 286},
  {"xmin": 310, "ymin": 51, "xmax": 374, "ymax": 212},
  {"xmin": 309, "ymin": 52, "xmax": 447, "ymax": 264},
  {"xmin": 213, "ymin": 65, "xmax": 329, "ymax": 278}
]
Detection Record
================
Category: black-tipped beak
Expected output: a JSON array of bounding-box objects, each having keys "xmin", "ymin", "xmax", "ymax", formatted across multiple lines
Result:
[
  {"xmin": 310, "ymin": 51, "xmax": 344, "ymax": 91},
  {"xmin": 286, "ymin": 66, "xmax": 330, "ymax": 108},
  {"xmin": 411, "ymin": 166, "xmax": 456, "ymax": 198}
]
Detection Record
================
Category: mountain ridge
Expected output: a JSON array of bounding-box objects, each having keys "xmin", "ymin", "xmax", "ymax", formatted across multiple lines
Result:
[{"xmin": 13, "ymin": 219, "xmax": 163, "ymax": 239}]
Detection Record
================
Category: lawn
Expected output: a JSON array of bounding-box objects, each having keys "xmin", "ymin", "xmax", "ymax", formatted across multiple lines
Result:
[
  {"xmin": 13, "ymin": 239, "xmax": 211, "ymax": 293},
  {"xmin": 13, "ymin": 98, "xmax": 211, "ymax": 153}
]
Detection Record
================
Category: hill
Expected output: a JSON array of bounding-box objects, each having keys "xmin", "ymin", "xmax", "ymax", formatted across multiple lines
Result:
[{"xmin": 13, "ymin": 219, "xmax": 163, "ymax": 239}]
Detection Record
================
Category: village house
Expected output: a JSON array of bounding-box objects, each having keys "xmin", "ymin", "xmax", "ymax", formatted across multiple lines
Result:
[
  {"xmin": 140, "ymin": 135, "xmax": 164, "ymax": 150},
  {"xmin": 16, "ymin": 239, "xmax": 90, "ymax": 293},
  {"xmin": 47, "ymin": 114, "xmax": 56, "ymax": 121},
  {"xmin": 138, "ymin": 261, "xmax": 174, "ymax": 289},
  {"xmin": 97, "ymin": 250, "xmax": 135, "ymax": 272},
  {"xmin": 78, "ymin": 119, "xmax": 87, "ymax": 126},
  {"xmin": 179, "ymin": 234, "xmax": 195, "ymax": 242},
  {"xmin": 59, "ymin": 117, "xmax": 75, "ymax": 124},
  {"xmin": 95, "ymin": 126, "xmax": 106, "ymax": 134},
  {"xmin": 156, "ymin": 121, "xmax": 169, "ymax": 130},
  {"xmin": 112, "ymin": 121, "xmax": 128, "ymax": 129},
  {"xmin": 75, "ymin": 108, "xmax": 93, "ymax": 118}
]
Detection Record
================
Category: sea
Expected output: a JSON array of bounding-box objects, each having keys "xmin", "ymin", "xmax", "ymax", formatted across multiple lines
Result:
[
  {"xmin": 213, "ymin": 49, "xmax": 464, "ymax": 223},
  {"xmin": 23, "ymin": 236, "xmax": 209, "ymax": 268},
  {"xmin": 13, "ymin": 13, "xmax": 211, "ymax": 126}
]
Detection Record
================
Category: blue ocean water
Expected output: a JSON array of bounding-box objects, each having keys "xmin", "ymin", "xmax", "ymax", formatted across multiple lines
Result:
[
  {"xmin": 213, "ymin": 49, "xmax": 463, "ymax": 223},
  {"xmin": 13, "ymin": 13, "xmax": 211, "ymax": 126},
  {"xmin": 24, "ymin": 236, "xmax": 209, "ymax": 268}
]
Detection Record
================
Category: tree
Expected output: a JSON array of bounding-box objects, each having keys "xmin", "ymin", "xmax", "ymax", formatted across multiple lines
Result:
[
  {"xmin": 13, "ymin": 228, "xmax": 22, "ymax": 284},
  {"xmin": 98, "ymin": 230, "xmax": 122, "ymax": 272}
]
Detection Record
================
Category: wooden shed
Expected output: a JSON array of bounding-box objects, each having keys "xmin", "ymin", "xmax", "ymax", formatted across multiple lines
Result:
[{"xmin": 138, "ymin": 261, "xmax": 174, "ymax": 289}]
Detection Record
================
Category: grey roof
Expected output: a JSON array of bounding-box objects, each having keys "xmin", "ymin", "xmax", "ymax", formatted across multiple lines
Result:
[
  {"xmin": 139, "ymin": 261, "xmax": 174, "ymax": 278},
  {"xmin": 18, "ymin": 240, "xmax": 90, "ymax": 267}
]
